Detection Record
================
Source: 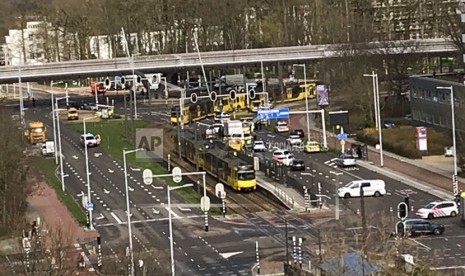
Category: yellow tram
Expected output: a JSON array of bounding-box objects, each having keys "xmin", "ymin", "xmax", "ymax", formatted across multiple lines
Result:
[{"xmin": 178, "ymin": 130, "xmax": 257, "ymax": 192}]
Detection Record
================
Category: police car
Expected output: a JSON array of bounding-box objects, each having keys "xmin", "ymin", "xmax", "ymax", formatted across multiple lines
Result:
[{"xmin": 416, "ymin": 200, "xmax": 458, "ymax": 219}]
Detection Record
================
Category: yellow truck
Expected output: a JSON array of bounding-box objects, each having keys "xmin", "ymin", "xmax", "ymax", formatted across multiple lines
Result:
[
  {"xmin": 67, "ymin": 107, "xmax": 79, "ymax": 120},
  {"xmin": 24, "ymin": 121, "xmax": 46, "ymax": 144}
]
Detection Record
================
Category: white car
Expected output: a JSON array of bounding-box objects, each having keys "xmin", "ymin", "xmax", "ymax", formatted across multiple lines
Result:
[
  {"xmin": 335, "ymin": 153, "xmax": 356, "ymax": 167},
  {"xmin": 80, "ymin": 133, "xmax": 101, "ymax": 147},
  {"xmin": 214, "ymin": 112, "xmax": 230, "ymax": 123},
  {"xmin": 444, "ymin": 146, "xmax": 454, "ymax": 157},
  {"xmin": 416, "ymin": 200, "xmax": 458, "ymax": 219},
  {"xmin": 286, "ymin": 135, "xmax": 302, "ymax": 146},
  {"xmin": 272, "ymin": 150, "xmax": 294, "ymax": 166},
  {"xmin": 274, "ymin": 121, "xmax": 289, "ymax": 133},
  {"xmin": 205, "ymin": 123, "xmax": 223, "ymax": 138},
  {"xmin": 253, "ymin": 140, "xmax": 267, "ymax": 152}
]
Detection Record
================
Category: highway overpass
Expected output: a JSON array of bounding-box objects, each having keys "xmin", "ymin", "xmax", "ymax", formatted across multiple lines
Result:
[{"xmin": 0, "ymin": 38, "xmax": 459, "ymax": 84}]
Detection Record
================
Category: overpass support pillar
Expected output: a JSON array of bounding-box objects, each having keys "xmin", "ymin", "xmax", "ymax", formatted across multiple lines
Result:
[{"xmin": 278, "ymin": 62, "xmax": 284, "ymax": 102}]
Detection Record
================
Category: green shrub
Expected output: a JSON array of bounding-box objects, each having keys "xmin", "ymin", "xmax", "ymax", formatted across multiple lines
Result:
[{"xmin": 356, "ymin": 126, "xmax": 449, "ymax": 159}]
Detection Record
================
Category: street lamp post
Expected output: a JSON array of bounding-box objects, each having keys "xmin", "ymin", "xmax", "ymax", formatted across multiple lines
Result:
[
  {"xmin": 55, "ymin": 96, "xmax": 69, "ymax": 191},
  {"xmin": 363, "ymin": 72, "xmax": 384, "ymax": 167},
  {"xmin": 131, "ymin": 54, "xmax": 138, "ymax": 120},
  {"xmin": 437, "ymin": 86, "xmax": 458, "ymax": 196},
  {"xmin": 83, "ymin": 115, "xmax": 99, "ymax": 230},
  {"xmin": 123, "ymin": 148, "xmax": 145, "ymax": 276},
  {"xmin": 51, "ymin": 94, "xmax": 58, "ymax": 164},
  {"xmin": 143, "ymin": 168, "xmax": 207, "ymax": 275},
  {"xmin": 168, "ymin": 184, "xmax": 194, "ymax": 276},
  {"xmin": 292, "ymin": 64, "xmax": 311, "ymax": 140}
]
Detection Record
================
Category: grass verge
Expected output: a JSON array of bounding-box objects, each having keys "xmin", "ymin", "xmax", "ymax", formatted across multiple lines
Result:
[{"xmin": 31, "ymin": 157, "xmax": 87, "ymax": 225}]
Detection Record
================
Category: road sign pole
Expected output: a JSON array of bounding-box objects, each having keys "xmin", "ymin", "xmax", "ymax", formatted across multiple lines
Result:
[
  {"xmin": 256, "ymin": 240, "xmax": 260, "ymax": 274},
  {"xmin": 340, "ymin": 126, "xmax": 345, "ymax": 153},
  {"xmin": 97, "ymin": 236, "xmax": 102, "ymax": 271}
]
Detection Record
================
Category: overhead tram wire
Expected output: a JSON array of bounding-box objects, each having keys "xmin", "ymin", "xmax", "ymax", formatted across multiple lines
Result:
[{"xmin": 192, "ymin": 27, "xmax": 211, "ymax": 97}]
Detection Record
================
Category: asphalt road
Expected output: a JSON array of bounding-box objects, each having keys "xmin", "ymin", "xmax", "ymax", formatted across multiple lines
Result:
[
  {"xmin": 12, "ymin": 89, "xmax": 465, "ymax": 274},
  {"xmin": 252, "ymin": 124, "xmax": 465, "ymax": 271},
  {"xmin": 21, "ymin": 91, "xmax": 270, "ymax": 275}
]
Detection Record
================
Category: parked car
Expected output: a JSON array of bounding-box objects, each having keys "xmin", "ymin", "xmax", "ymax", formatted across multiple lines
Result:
[
  {"xmin": 335, "ymin": 153, "xmax": 356, "ymax": 167},
  {"xmin": 444, "ymin": 146, "xmax": 454, "ymax": 157},
  {"xmin": 290, "ymin": 129, "xmax": 305, "ymax": 138},
  {"xmin": 253, "ymin": 140, "xmax": 267, "ymax": 152},
  {"xmin": 416, "ymin": 200, "xmax": 458, "ymax": 219},
  {"xmin": 404, "ymin": 218, "xmax": 445, "ymax": 236},
  {"xmin": 274, "ymin": 121, "xmax": 289, "ymax": 133},
  {"xmin": 290, "ymin": 160, "xmax": 305, "ymax": 171}
]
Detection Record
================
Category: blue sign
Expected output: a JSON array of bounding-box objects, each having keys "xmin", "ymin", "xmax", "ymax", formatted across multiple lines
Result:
[
  {"xmin": 337, "ymin": 133, "xmax": 348, "ymax": 140},
  {"xmin": 87, "ymin": 202, "xmax": 94, "ymax": 211},
  {"xmin": 257, "ymin": 107, "xmax": 290, "ymax": 120},
  {"xmin": 114, "ymin": 76, "xmax": 121, "ymax": 85}
]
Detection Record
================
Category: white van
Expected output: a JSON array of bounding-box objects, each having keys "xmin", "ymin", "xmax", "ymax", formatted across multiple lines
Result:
[{"xmin": 338, "ymin": 180, "xmax": 386, "ymax": 198}]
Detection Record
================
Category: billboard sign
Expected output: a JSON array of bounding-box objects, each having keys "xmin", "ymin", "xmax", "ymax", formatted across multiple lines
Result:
[
  {"xmin": 415, "ymin": 126, "xmax": 428, "ymax": 152},
  {"xmin": 316, "ymin": 84, "xmax": 329, "ymax": 106}
]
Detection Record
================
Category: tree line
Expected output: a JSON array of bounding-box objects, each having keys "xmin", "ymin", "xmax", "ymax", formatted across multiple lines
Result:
[{"xmin": 0, "ymin": 0, "xmax": 461, "ymax": 62}]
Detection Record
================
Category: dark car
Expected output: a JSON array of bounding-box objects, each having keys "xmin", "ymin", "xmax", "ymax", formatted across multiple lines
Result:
[
  {"xmin": 290, "ymin": 160, "xmax": 305, "ymax": 171},
  {"xmin": 80, "ymin": 103, "xmax": 98, "ymax": 111},
  {"xmin": 290, "ymin": 129, "xmax": 305, "ymax": 138},
  {"xmin": 404, "ymin": 218, "xmax": 445, "ymax": 236}
]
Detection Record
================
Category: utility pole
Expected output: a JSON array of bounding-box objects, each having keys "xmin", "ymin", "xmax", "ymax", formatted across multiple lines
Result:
[
  {"xmin": 360, "ymin": 186, "xmax": 367, "ymax": 257},
  {"xmin": 177, "ymin": 109, "xmax": 182, "ymax": 158}
]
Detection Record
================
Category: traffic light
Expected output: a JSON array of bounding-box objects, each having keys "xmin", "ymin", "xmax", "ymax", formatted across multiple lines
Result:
[
  {"xmin": 229, "ymin": 89, "xmax": 236, "ymax": 101},
  {"xmin": 190, "ymin": 93, "xmax": 198, "ymax": 103},
  {"xmin": 397, "ymin": 202, "xmax": 408, "ymax": 219},
  {"xmin": 209, "ymin": 91, "xmax": 217, "ymax": 102},
  {"xmin": 104, "ymin": 78, "xmax": 111, "ymax": 88},
  {"xmin": 396, "ymin": 221, "xmax": 405, "ymax": 236},
  {"xmin": 248, "ymin": 89, "xmax": 256, "ymax": 100}
]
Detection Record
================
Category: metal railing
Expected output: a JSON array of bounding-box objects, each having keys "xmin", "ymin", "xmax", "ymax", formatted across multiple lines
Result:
[{"xmin": 0, "ymin": 38, "xmax": 457, "ymax": 83}]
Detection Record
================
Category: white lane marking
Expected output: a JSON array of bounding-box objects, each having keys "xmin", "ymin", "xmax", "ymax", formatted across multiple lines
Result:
[
  {"xmin": 408, "ymin": 238, "xmax": 431, "ymax": 251},
  {"xmin": 165, "ymin": 207, "xmax": 180, "ymax": 218},
  {"xmin": 98, "ymin": 215, "xmax": 202, "ymax": 227},
  {"xmin": 110, "ymin": 212, "xmax": 123, "ymax": 224}
]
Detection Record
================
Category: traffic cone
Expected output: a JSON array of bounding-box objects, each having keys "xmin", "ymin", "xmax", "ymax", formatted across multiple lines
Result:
[
  {"xmin": 411, "ymin": 206, "xmax": 414, "ymax": 212},
  {"xmin": 389, "ymin": 207, "xmax": 393, "ymax": 213},
  {"xmin": 356, "ymin": 209, "xmax": 360, "ymax": 215}
]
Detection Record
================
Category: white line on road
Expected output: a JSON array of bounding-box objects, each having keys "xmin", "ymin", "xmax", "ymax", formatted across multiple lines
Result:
[
  {"xmin": 98, "ymin": 215, "xmax": 203, "ymax": 227},
  {"xmin": 408, "ymin": 238, "xmax": 431, "ymax": 251},
  {"xmin": 431, "ymin": 265, "xmax": 465, "ymax": 271},
  {"xmin": 165, "ymin": 207, "xmax": 180, "ymax": 218},
  {"xmin": 110, "ymin": 212, "xmax": 123, "ymax": 224}
]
